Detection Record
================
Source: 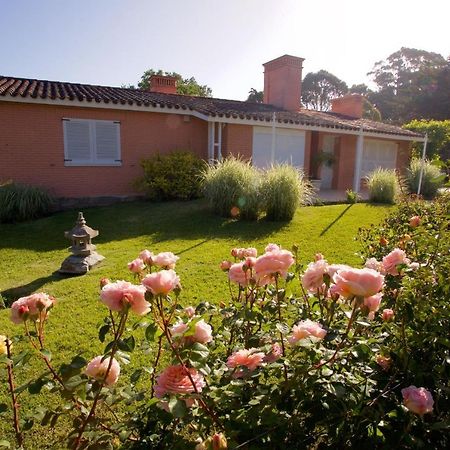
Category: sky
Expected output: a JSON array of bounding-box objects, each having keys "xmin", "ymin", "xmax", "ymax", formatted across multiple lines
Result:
[{"xmin": 1, "ymin": 0, "xmax": 449, "ymax": 101}]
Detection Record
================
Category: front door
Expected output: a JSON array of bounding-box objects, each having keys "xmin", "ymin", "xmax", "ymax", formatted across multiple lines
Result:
[{"xmin": 321, "ymin": 135, "xmax": 335, "ymax": 189}]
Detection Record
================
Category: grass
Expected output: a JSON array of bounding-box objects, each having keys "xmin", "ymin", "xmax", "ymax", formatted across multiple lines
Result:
[{"xmin": 0, "ymin": 199, "xmax": 392, "ymax": 448}]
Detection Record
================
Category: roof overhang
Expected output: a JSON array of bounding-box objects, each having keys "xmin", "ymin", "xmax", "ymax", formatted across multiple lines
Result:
[{"xmin": 0, "ymin": 95, "xmax": 425, "ymax": 142}]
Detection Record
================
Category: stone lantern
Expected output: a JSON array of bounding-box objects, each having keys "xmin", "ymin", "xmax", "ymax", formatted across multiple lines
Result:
[{"xmin": 59, "ymin": 212, "xmax": 104, "ymax": 274}]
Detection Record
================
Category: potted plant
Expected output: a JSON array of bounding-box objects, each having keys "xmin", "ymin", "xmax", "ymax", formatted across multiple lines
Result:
[{"xmin": 310, "ymin": 150, "xmax": 336, "ymax": 191}]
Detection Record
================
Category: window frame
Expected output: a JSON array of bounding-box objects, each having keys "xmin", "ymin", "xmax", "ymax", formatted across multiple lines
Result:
[{"xmin": 63, "ymin": 118, "xmax": 122, "ymax": 167}]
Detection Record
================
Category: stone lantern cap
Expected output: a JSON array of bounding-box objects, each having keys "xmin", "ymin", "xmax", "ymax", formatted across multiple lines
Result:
[{"xmin": 64, "ymin": 212, "xmax": 99, "ymax": 241}]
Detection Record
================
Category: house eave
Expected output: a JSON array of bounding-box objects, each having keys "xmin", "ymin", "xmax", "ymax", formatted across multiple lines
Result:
[{"xmin": 0, "ymin": 95, "xmax": 424, "ymax": 142}]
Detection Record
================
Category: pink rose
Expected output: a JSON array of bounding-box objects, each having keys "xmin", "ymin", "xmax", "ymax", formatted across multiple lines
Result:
[
  {"xmin": 100, "ymin": 280, "xmax": 149, "ymax": 315},
  {"xmin": 382, "ymin": 248, "xmax": 411, "ymax": 276},
  {"xmin": 85, "ymin": 356, "xmax": 120, "ymax": 386},
  {"xmin": 127, "ymin": 257, "xmax": 145, "ymax": 273},
  {"xmin": 153, "ymin": 252, "xmax": 179, "ymax": 269},
  {"xmin": 254, "ymin": 249, "xmax": 294, "ymax": 278},
  {"xmin": 265, "ymin": 243, "xmax": 280, "ymax": 253},
  {"xmin": 401, "ymin": 386, "xmax": 434, "ymax": 415},
  {"xmin": 219, "ymin": 260, "xmax": 232, "ymax": 271},
  {"xmin": 154, "ymin": 364, "xmax": 205, "ymax": 397},
  {"xmin": 364, "ymin": 293, "xmax": 382, "ymax": 312},
  {"xmin": 333, "ymin": 267, "xmax": 384, "ymax": 298},
  {"xmin": 139, "ymin": 249, "xmax": 154, "ymax": 264},
  {"xmin": 226, "ymin": 348, "xmax": 265, "ymax": 376},
  {"xmin": 10, "ymin": 293, "xmax": 56, "ymax": 324},
  {"xmin": 302, "ymin": 259, "xmax": 329, "ymax": 292},
  {"xmin": 409, "ymin": 216, "xmax": 421, "ymax": 228},
  {"xmin": 288, "ymin": 320, "xmax": 327, "ymax": 344},
  {"xmin": 376, "ymin": 354, "xmax": 392, "ymax": 371},
  {"xmin": 142, "ymin": 269, "xmax": 181, "ymax": 295},
  {"xmin": 364, "ymin": 258, "xmax": 384, "ymax": 273},
  {"xmin": 231, "ymin": 247, "xmax": 258, "ymax": 259},
  {"xmin": 382, "ymin": 308, "xmax": 394, "ymax": 321},
  {"xmin": 264, "ymin": 343, "xmax": 283, "ymax": 363},
  {"xmin": 184, "ymin": 306, "xmax": 196, "ymax": 318},
  {"xmin": 244, "ymin": 257, "xmax": 256, "ymax": 268},
  {"xmin": 170, "ymin": 321, "xmax": 189, "ymax": 337},
  {"xmin": 315, "ymin": 253, "xmax": 324, "ymax": 261},
  {"xmin": 228, "ymin": 262, "xmax": 250, "ymax": 286},
  {"xmin": 192, "ymin": 320, "xmax": 213, "ymax": 344}
]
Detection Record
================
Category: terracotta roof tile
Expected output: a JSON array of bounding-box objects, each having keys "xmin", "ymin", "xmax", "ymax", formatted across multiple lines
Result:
[{"xmin": 0, "ymin": 75, "xmax": 422, "ymax": 138}]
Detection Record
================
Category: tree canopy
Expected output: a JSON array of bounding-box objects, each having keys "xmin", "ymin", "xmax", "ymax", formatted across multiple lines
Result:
[
  {"xmin": 246, "ymin": 88, "xmax": 264, "ymax": 103},
  {"xmin": 138, "ymin": 69, "xmax": 212, "ymax": 97},
  {"xmin": 301, "ymin": 70, "xmax": 348, "ymax": 111}
]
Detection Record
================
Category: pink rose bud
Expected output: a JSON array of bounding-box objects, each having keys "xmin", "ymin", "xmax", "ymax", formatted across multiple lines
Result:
[
  {"xmin": 100, "ymin": 278, "xmax": 110, "ymax": 288},
  {"xmin": 184, "ymin": 306, "xmax": 196, "ymax": 318},
  {"xmin": 376, "ymin": 354, "xmax": 392, "ymax": 371},
  {"xmin": 85, "ymin": 356, "xmax": 120, "ymax": 386},
  {"xmin": 409, "ymin": 215, "xmax": 421, "ymax": 227},
  {"xmin": 244, "ymin": 256, "xmax": 256, "ymax": 268},
  {"xmin": 382, "ymin": 308, "xmax": 394, "ymax": 321},
  {"xmin": 139, "ymin": 249, "xmax": 154, "ymax": 264},
  {"xmin": 128, "ymin": 258, "xmax": 146, "ymax": 273},
  {"xmin": 315, "ymin": 253, "xmax": 324, "ymax": 261},
  {"xmin": 153, "ymin": 252, "xmax": 179, "ymax": 269},
  {"xmin": 288, "ymin": 320, "xmax": 327, "ymax": 344},
  {"xmin": 364, "ymin": 293, "xmax": 382, "ymax": 313},
  {"xmin": 302, "ymin": 259, "xmax": 329, "ymax": 292},
  {"xmin": 401, "ymin": 385, "xmax": 434, "ymax": 416},
  {"xmin": 192, "ymin": 320, "xmax": 213, "ymax": 344},
  {"xmin": 212, "ymin": 433, "xmax": 228, "ymax": 450},
  {"xmin": 231, "ymin": 248, "xmax": 239, "ymax": 258},
  {"xmin": 219, "ymin": 260, "xmax": 232, "ymax": 271},
  {"xmin": 142, "ymin": 269, "xmax": 181, "ymax": 295},
  {"xmin": 10, "ymin": 293, "xmax": 55, "ymax": 325},
  {"xmin": 100, "ymin": 280, "xmax": 149, "ymax": 315},
  {"xmin": 264, "ymin": 343, "xmax": 283, "ymax": 363}
]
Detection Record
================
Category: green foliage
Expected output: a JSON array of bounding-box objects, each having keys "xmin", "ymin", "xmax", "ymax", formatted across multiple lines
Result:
[
  {"xmin": 366, "ymin": 168, "xmax": 401, "ymax": 204},
  {"xmin": 405, "ymin": 158, "xmax": 445, "ymax": 199},
  {"xmin": 262, "ymin": 164, "xmax": 312, "ymax": 221},
  {"xmin": 137, "ymin": 69, "xmax": 212, "ymax": 97},
  {"xmin": 301, "ymin": 70, "xmax": 348, "ymax": 111},
  {"xmin": 346, "ymin": 189, "xmax": 359, "ymax": 204},
  {"xmin": 135, "ymin": 151, "xmax": 205, "ymax": 201},
  {"xmin": 246, "ymin": 88, "xmax": 264, "ymax": 103},
  {"xmin": 0, "ymin": 182, "xmax": 53, "ymax": 223},
  {"xmin": 201, "ymin": 157, "xmax": 262, "ymax": 220},
  {"xmin": 403, "ymin": 119, "xmax": 450, "ymax": 161}
]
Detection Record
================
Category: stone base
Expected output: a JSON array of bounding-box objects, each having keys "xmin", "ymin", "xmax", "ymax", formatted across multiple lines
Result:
[{"xmin": 59, "ymin": 252, "xmax": 105, "ymax": 275}]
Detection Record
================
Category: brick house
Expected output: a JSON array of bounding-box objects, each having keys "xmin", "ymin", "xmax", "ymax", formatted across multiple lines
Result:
[{"xmin": 0, "ymin": 54, "xmax": 422, "ymax": 199}]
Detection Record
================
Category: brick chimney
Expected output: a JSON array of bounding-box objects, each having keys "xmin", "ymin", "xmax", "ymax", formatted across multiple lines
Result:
[
  {"xmin": 263, "ymin": 54, "xmax": 305, "ymax": 111},
  {"xmin": 331, "ymin": 94, "xmax": 364, "ymax": 118},
  {"xmin": 149, "ymin": 75, "xmax": 177, "ymax": 94}
]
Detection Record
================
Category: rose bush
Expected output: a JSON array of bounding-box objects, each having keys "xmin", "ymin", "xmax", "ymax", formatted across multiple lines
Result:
[{"xmin": 0, "ymin": 194, "xmax": 448, "ymax": 449}]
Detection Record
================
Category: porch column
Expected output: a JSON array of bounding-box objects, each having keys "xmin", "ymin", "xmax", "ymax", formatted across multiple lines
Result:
[
  {"xmin": 353, "ymin": 127, "xmax": 364, "ymax": 192},
  {"xmin": 208, "ymin": 122, "xmax": 215, "ymax": 162},
  {"xmin": 217, "ymin": 123, "xmax": 223, "ymax": 161}
]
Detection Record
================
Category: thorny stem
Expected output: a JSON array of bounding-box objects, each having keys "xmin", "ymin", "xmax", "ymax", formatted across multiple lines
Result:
[
  {"xmin": 73, "ymin": 311, "xmax": 128, "ymax": 450},
  {"xmin": 275, "ymin": 276, "xmax": 288, "ymax": 382},
  {"xmin": 156, "ymin": 295, "xmax": 224, "ymax": 430},
  {"xmin": 314, "ymin": 300, "xmax": 360, "ymax": 369},
  {"xmin": 151, "ymin": 334, "xmax": 164, "ymax": 397},
  {"xmin": 5, "ymin": 337, "xmax": 24, "ymax": 448}
]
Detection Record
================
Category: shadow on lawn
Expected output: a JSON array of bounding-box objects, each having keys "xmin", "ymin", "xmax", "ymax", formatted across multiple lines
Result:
[
  {"xmin": 0, "ymin": 199, "xmax": 288, "ymax": 252},
  {"xmin": 319, "ymin": 204, "xmax": 353, "ymax": 236},
  {"xmin": 1, "ymin": 272, "xmax": 68, "ymax": 305}
]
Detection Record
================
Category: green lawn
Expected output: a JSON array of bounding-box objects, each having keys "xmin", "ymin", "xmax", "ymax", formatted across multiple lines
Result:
[{"xmin": 0, "ymin": 199, "xmax": 392, "ymax": 448}]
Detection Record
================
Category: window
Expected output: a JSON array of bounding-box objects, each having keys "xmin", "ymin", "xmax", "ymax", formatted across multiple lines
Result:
[{"xmin": 63, "ymin": 118, "xmax": 121, "ymax": 166}]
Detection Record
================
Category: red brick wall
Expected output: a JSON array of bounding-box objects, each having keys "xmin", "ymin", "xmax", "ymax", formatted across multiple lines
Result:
[
  {"xmin": 222, "ymin": 123, "xmax": 253, "ymax": 161},
  {"xmin": 335, "ymin": 134, "xmax": 357, "ymax": 190},
  {"xmin": 0, "ymin": 102, "xmax": 208, "ymax": 197}
]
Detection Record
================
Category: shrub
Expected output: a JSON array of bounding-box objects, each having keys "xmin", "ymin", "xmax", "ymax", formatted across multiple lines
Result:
[
  {"xmin": 405, "ymin": 158, "xmax": 444, "ymax": 199},
  {"xmin": 346, "ymin": 189, "xmax": 360, "ymax": 204},
  {"xmin": 366, "ymin": 168, "xmax": 401, "ymax": 204},
  {"xmin": 262, "ymin": 164, "xmax": 312, "ymax": 221},
  {"xmin": 201, "ymin": 156, "xmax": 261, "ymax": 219},
  {"xmin": 135, "ymin": 151, "xmax": 205, "ymax": 201},
  {"xmin": 0, "ymin": 182, "xmax": 53, "ymax": 223}
]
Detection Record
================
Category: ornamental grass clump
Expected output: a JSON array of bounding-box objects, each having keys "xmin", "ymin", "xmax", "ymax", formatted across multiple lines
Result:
[
  {"xmin": 0, "ymin": 182, "xmax": 53, "ymax": 223},
  {"xmin": 262, "ymin": 164, "xmax": 312, "ymax": 221},
  {"xmin": 201, "ymin": 156, "xmax": 261, "ymax": 220},
  {"xmin": 405, "ymin": 158, "xmax": 444, "ymax": 199},
  {"xmin": 366, "ymin": 168, "xmax": 401, "ymax": 204}
]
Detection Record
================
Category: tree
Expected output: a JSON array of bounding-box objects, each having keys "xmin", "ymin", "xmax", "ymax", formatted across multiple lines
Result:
[
  {"xmin": 367, "ymin": 47, "xmax": 448, "ymax": 122},
  {"xmin": 301, "ymin": 70, "xmax": 348, "ymax": 111},
  {"xmin": 246, "ymin": 88, "xmax": 263, "ymax": 103},
  {"xmin": 138, "ymin": 69, "xmax": 212, "ymax": 97}
]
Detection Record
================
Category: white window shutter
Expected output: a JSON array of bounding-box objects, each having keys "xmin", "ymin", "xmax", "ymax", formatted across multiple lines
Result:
[
  {"xmin": 64, "ymin": 120, "xmax": 91, "ymax": 161},
  {"xmin": 95, "ymin": 121, "xmax": 120, "ymax": 161}
]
